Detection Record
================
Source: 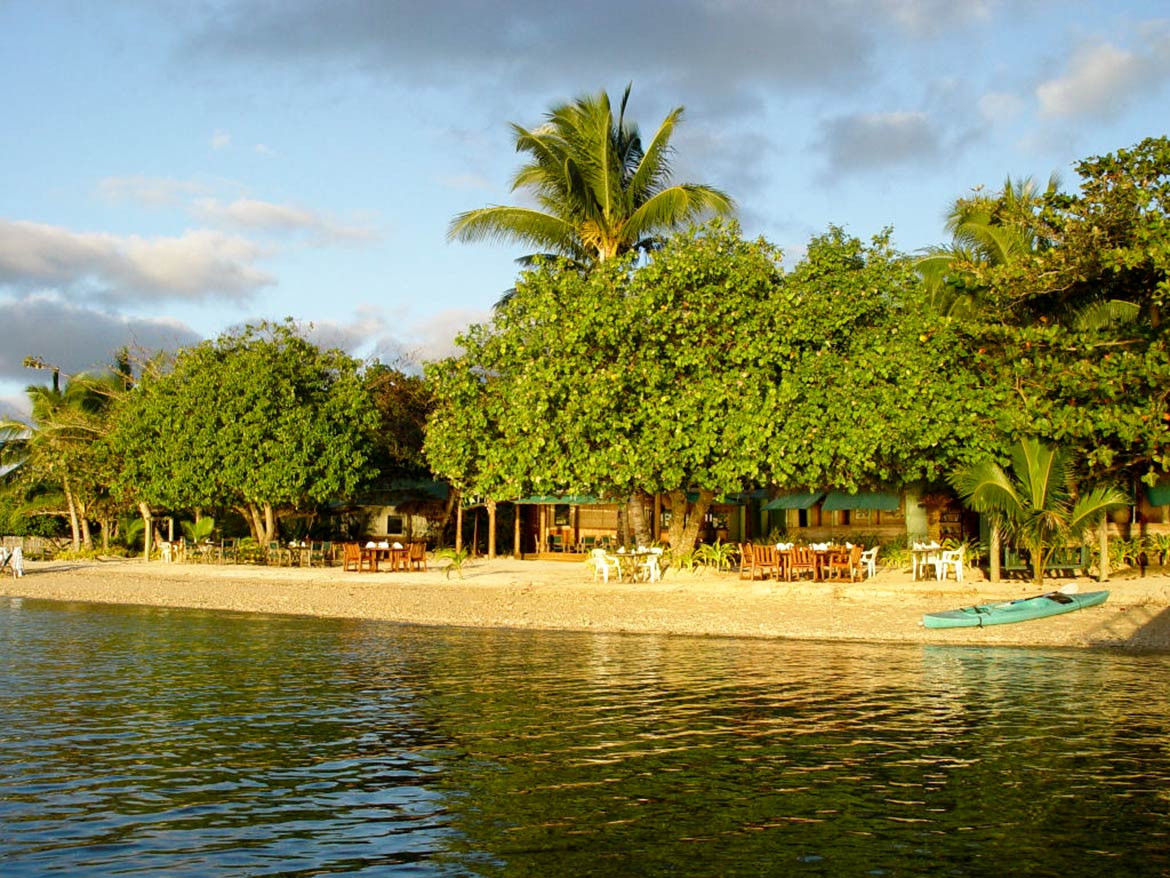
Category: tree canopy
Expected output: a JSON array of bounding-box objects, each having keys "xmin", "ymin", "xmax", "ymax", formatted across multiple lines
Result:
[
  {"xmin": 110, "ymin": 321, "xmax": 378, "ymax": 544},
  {"xmin": 448, "ymin": 84, "xmax": 734, "ymax": 267},
  {"xmin": 426, "ymin": 221, "xmax": 995, "ymax": 548}
]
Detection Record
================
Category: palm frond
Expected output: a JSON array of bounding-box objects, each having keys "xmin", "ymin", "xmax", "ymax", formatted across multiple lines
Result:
[
  {"xmin": 624, "ymin": 184, "xmax": 734, "ymax": 244},
  {"xmin": 1072, "ymin": 299, "xmax": 1141, "ymax": 331}
]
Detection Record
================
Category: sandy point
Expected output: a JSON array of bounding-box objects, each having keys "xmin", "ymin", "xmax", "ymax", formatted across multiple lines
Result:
[{"xmin": 4, "ymin": 557, "xmax": 1170, "ymax": 651}]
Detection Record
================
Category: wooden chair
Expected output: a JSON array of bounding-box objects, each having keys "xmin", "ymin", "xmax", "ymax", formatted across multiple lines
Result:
[
  {"xmin": 266, "ymin": 541, "xmax": 291, "ymax": 566},
  {"xmin": 750, "ymin": 544, "xmax": 779, "ymax": 580},
  {"xmin": 218, "ymin": 537, "xmax": 239, "ymax": 564},
  {"xmin": 407, "ymin": 541, "xmax": 427, "ymax": 571},
  {"xmin": 826, "ymin": 545, "xmax": 863, "ymax": 581},
  {"xmin": 787, "ymin": 545, "xmax": 817, "ymax": 581},
  {"xmin": 342, "ymin": 542, "xmax": 373, "ymax": 572},
  {"xmin": 738, "ymin": 543, "xmax": 756, "ymax": 579},
  {"xmin": 308, "ymin": 540, "xmax": 329, "ymax": 567}
]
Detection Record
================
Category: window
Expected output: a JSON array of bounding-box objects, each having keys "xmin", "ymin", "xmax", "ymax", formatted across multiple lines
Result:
[
  {"xmin": 553, "ymin": 504, "xmax": 570, "ymax": 526},
  {"xmin": 386, "ymin": 514, "xmax": 405, "ymax": 535}
]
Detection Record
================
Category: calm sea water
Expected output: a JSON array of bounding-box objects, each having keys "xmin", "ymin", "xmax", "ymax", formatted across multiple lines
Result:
[{"xmin": 1, "ymin": 597, "xmax": 1168, "ymax": 877}]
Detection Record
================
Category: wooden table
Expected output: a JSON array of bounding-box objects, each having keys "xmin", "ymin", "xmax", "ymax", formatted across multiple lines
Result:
[
  {"xmin": 611, "ymin": 551, "xmax": 656, "ymax": 583},
  {"xmin": 366, "ymin": 545, "xmax": 408, "ymax": 572}
]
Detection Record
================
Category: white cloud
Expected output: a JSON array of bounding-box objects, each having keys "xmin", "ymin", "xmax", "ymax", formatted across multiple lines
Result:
[
  {"xmin": 879, "ymin": 0, "xmax": 994, "ymax": 36},
  {"xmin": 978, "ymin": 91, "xmax": 1026, "ymax": 124},
  {"xmin": 0, "ymin": 294, "xmax": 202, "ymax": 385},
  {"xmin": 192, "ymin": 197, "xmax": 378, "ymax": 244},
  {"xmin": 437, "ymin": 173, "xmax": 492, "ymax": 191},
  {"xmin": 0, "ymin": 219, "xmax": 274, "ymax": 303},
  {"xmin": 211, "ymin": 129, "xmax": 232, "ymax": 150},
  {"xmin": 1037, "ymin": 28, "xmax": 1170, "ymax": 120},
  {"xmin": 98, "ymin": 175, "xmax": 209, "ymax": 208},
  {"xmin": 817, "ymin": 111, "xmax": 940, "ymax": 175}
]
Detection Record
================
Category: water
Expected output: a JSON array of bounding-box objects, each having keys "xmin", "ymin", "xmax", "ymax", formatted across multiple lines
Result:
[{"xmin": 2, "ymin": 597, "xmax": 1168, "ymax": 877}]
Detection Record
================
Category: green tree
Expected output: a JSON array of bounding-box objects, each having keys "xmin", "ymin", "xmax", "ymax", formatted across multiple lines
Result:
[
  {"xmin": 365, "ymin": 364, "xmax": 434, "ymax": 478},
  {"xmin": 110, "ymin": 321, "xmax": 378, "ymax": 547},
  {"xmin": 969, "ymin": 137, "xmax": 1170, "ymax": 487},
  {"xmin": 428, "ymin": 221, "xmax": 779, "ymax": 549},
  {"xmin": 0, "ymin": 362, "xmax": 129, "ymax": 551},
  {"xmin": 448, "ymin": 84, "xmax": 734, "ymax": 267},
  {"xmin": 949, "ymin": 437, "xmax": 1127, "ymax": 586},
  {"xmin": 916, "ymin": 175, "xmax": 1057, "ymax": 317},
  {"xmin": 763, "ymin": 228, "xmax": 1003, "ymax": 491}
]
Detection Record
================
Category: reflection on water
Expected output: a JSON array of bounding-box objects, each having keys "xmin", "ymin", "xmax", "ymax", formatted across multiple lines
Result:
[{"xmin": 1, "ymin": 597, "xmax": 1168, "ymax": 876}]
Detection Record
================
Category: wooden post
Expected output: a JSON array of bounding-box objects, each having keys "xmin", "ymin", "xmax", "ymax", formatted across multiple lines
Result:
[
  {"xmin": 513, "ymin": 505, "xmax": 522, "ymax": 559},
  {"xmin": 455, "ymin": 497, "xmax": 463, "ymax": 554},
  {"xmin": 486, "ymin": 498, "xmax": 497, "ymax": 559}
]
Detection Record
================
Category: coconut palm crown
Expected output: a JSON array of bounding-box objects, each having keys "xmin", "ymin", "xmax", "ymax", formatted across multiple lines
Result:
[
  {"xmin": 448, "ymin": 84, "xmax": 734, "ymax": 267},
  {"xmin": 948, "ymin": 437, "xmax": 1127, "ymax": 586}
]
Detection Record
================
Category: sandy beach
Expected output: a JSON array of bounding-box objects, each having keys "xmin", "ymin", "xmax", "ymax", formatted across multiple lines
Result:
[{"xmin": 4, "ymin": 556, "xmax": 1170, "ymax": 650}]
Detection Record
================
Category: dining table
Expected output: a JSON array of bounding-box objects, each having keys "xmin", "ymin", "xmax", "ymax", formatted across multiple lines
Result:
[
  {"xmin": 610, "ymin": 549, "xmax": 656, "ymax": 583},
  {"xmin": 910, "ymin": 543, "xmax": 942, "ymax": 580},
  {"xmin": 365, "ymin": 542, "xmax": 408, "ymax": 572}
]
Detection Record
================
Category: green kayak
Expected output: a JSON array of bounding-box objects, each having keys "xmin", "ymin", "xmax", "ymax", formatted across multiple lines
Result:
[{"xmin": 923, "ymin": 589, "xmax": 1109, "ymax": 629}]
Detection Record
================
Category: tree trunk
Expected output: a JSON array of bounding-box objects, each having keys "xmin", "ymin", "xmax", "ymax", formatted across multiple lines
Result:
[
  {"xmin": 138, "ymin": 501, "xmax": 153, "ymax": 561},
  {"xmin": 486, "ymin": 498, "xmax": 497, "ymax": 559},
  {"xmin": 626, "ymin": 490, "xmax": 653, "ymax": 547},
  {"xmin": 1032, "ymin": 541, "xmax": 1044, "ymax": 588},
  {"xmin": 78, "ymin": 500, "xmax": 94, "ymax": 551},
  {"xmin": 679, "ymin": 489, "xmax": 715, "ymax": 551},
  {"xmin": 437, "ymin": 488, "xmax": 458, "ymax": 549},
  {"xmin": 455, "ymin": 494, "xmax": 463, "ymax": 554},
  {"xmin": 262, "ymin": 504, "xmax": 277, "ymax": 544},
  {"xmin": 989, "ymin": 524, "xmax": 1001, "ymax": 582},
  {"xmin": 63, "ymin": 476, "xmax": 81, "ymax": 552}
]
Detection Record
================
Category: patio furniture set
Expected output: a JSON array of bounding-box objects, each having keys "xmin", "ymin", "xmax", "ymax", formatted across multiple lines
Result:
[{"xmin": 739, "ymin": 542, "xmax": 880, "ymax": 582}]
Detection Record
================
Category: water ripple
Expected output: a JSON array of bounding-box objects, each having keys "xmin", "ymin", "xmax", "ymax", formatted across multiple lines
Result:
[{"xmin": 2, "ymin": 598, "xmax": 1169, "ymax": 876}]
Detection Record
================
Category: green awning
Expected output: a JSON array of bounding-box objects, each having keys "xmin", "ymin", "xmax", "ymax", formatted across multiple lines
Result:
[
  {"xmin": 821, "ymin": 490, "xmax": 901, "ymax": 512},
  {"xmin": 763, "ymin": 491, "xmax": 825, "ymax": 510},
  {"xmin": 1147, "ymin": 483, "xmax": 1170, "ymax": 506},
  {"xmin": 514, "ymin": 495, "xmax": 603, "ymax": 505}
]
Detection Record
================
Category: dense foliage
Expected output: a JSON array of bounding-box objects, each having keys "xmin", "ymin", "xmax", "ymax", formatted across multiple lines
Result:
[
  {"xmin": 427, "ymin": 222, "xmax": 999, "ymax": 548},
  {"xmin": 110, "ymin": 322, "xmax": 378, "ymax": 545},
  {"xmin": 6, "ymin": 125, "xmax": 1168, "ymax": 554}
]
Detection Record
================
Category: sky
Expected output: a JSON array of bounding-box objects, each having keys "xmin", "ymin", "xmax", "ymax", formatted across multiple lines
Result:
[{"xmin": 1, "ymin": 0, "xmax": 1168, "ymax": 418}]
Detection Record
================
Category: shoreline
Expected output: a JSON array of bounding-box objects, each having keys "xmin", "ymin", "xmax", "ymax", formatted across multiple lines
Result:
[{"xmin": 4, "ymin": 558, "xmax": 1170, "ymax": 650}]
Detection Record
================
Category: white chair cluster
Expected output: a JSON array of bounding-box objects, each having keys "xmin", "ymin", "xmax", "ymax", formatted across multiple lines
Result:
[{"xmin": 0, "ymin": 546, "xmax": 24, "ymax": 578}]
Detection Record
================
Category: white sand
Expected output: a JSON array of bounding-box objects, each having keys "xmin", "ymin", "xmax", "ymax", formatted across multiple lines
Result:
[{"xmin": 4, "ymin": 557, "xmax": 1170, "ymax": 650}]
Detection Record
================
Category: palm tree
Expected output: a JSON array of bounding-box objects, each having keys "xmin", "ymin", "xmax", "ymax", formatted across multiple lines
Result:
[
  {"xmin": 949, "ymin": 437, "xmax": 1127, "ymax": 586},
  {"xmin": 448, "ymin": 84, "xmax": 734, "ymax": 268},
  {"xmin": 917, "ymin": 175, "xmax": 1057, "ymax": 317},
  {"xmin": 0, "ymin": 366, "xmax": 127, "ymax": 551}
]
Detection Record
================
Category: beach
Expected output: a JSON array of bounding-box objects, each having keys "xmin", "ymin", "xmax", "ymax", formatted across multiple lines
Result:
[{"xmin": 4, "ymin": 557, "xmax": 1170, "ymax": 650}]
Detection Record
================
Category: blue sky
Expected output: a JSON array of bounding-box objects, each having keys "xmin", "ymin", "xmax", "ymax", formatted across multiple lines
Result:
[{"xmin": 2, "ymin": 0, "xmax": 1167, "ymax": 417}]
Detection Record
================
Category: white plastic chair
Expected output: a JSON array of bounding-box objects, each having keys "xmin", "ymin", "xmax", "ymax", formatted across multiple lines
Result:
[
  {"xmin": 932, "ymin": 546, "xmax": 964, "ymax": 582},
  {"xmin": 590, "ymin": 549, "xmax": 621, "ymax": 583},
  {"xmin": 11, "ymin": 546, "xmax": 23, "ymax": 578},
  {"xmin": 859, "ymin": 546, "xmax": 878, "ymax": 579},
  {"xmin": 639, "ymin": 548, "xmax": 663, "ymax": 583}
]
